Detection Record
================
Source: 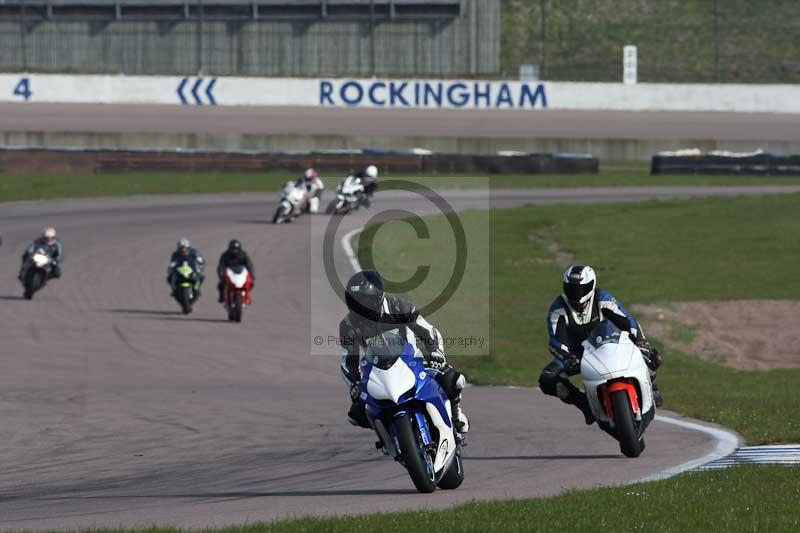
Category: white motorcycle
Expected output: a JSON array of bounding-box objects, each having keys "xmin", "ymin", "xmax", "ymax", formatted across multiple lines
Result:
[
  {"xmin": 272, "ymin": 181, "xmax": 308, "ymax": 224},
  {"xmin": 326, "ymin": 175, "xmax": 367, "ymax": 215},
  {"xmin": 360, "ymin": 332, "xmax": 464, "ymax": 493},
  {"xmin": 580, "ymin": 321, "xmax": 656, "ymax": 457}
]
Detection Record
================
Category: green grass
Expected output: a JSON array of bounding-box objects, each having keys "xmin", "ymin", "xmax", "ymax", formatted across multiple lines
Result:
[
  {"xmin": 501, "ymin": 0, "xmax": 800, "ymax": 83},
  {"xmin": 0, "ymin": 172, "xmax": 295, "ymax": 202},
  {"xmin": 3, "ymin": 167, "xmax": 800, "ymax": 203},
  {"xmin": 97, "ymin": 466, "xmax": 800, "ymax": 532},
  {"xmin": 357, "ymin": 193, "xmax": 800, "ymax": 444}
]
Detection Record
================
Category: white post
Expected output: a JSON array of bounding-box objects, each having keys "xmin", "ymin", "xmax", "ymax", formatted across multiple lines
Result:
[{"xmin": 623, "ymin": 45, "xmax": 637, "ymax": 85}]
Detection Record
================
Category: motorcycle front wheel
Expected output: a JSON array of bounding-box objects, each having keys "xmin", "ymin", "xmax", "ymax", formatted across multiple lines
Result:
[
  {"xmin": 395, "ymin": 413, "xmax": 436, "ymax": 493},
  {"xmin": 229, "ymin": 292, "xmax": 243, "ymax": 323},
  {"xmin": 178, "ymin": 286, "xmax": 193, "ymax": 314},
  {"xmin": 612, "ymin": 389, "xmax": 644, "ymax": 458},
  {"xmin": 24, "ymin": 269, "xmax": 44, "ymax": 300}
]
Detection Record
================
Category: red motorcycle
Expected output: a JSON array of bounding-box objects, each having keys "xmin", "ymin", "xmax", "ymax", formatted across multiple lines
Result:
[{"xmin": 224, "ymin": 265, "xmax": 253, "ymax": 322}]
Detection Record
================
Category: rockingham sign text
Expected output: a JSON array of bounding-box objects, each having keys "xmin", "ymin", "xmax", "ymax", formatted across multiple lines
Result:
[
  {"xmin": 319, "ymin": 80, "xmax": 548, "ymax": 109},
  {"xmin": 4, "ymin": 74, "xmax": 800, "ymax": 113}
]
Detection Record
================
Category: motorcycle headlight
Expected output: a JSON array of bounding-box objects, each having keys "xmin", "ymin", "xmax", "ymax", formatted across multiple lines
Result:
[{"xmin": 33, "ymin": 254, "xmax": 49, "ymax": 267}]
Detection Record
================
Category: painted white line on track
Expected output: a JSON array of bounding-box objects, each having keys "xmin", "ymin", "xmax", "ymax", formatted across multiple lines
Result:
[
  {"xmin": 341, "ymin": 227, "xmax": 363, "ymax": 274},
  {"xmin": 637, "ymin": 415, "xmax": 741, "ymax": 481},
  {"xmin": 341, "ymin": 219, "xmax": 743, "ymax": 483}
]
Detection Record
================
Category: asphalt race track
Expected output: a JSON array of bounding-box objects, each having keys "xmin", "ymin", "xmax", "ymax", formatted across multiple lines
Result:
[
  {"xmin": 3, "ymin": 103, "xmax": 800, "ymax": 141},
  {"xmin": 4, "ymin": 186, "xmax": 794, "ymax": 530}
]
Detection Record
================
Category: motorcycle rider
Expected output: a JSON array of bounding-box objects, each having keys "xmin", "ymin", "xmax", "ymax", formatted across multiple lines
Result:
[
  {"xmin": 216, "ymin": 239, "xmax": 255, "ymax": 303},
  {"xmin": 19, "ymin": 227, "xmax": 64, "ymax": 281},
  {"xmin": 339, "ymin": 270, "xmax": 469, "ymax": 435},
  {"xmin": 540, "ymin": 265, "xmax": 663, "ymax": 425},
  {"xmin": 167, "ymin": 238, "xmax": 206, "ymax": 296},
  {"xmin": 295, "ymin": 168, "xmax": 325, "ymax": 214},
  {"xmin": 354, "ymin": 165, "xmax": 379, "ymax": 199}
]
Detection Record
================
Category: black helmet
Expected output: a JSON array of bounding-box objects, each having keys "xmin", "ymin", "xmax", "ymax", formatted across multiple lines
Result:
[
  {"xmin": 562, "ymin": 265, "xmax": 597, "ymax": 313},
  {"xmin": 228, "ymin": 239, "xmax": 242, "ymax": 253},
  {"xmin": 345, "ymin": 270, "xmax": 385, "ymax": 318}
]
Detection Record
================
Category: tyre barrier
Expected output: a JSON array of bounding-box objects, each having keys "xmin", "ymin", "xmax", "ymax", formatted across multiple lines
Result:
[
  {"xmin": 651, "ymin": 151, "xmax": 800, "ymax": 176},
  {"xmin": 0, "ymin": 147, "xmax": 598, "ymax": 176}
]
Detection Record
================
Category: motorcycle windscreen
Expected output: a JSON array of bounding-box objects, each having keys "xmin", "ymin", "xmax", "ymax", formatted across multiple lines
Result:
[
  {"xmin": 581, "ymin": 321, "xmax": 632, "ymax": 376},
  {"xmin": 226, "ymin": 266, "xmax": 249, "ymax": 287},
  {"xmin": 365, "ymin": 333, "xmax": 417, "ymax": 402}
]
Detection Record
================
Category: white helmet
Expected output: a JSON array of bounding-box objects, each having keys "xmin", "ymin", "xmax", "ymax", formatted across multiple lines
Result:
[
  {"xmin": 178, "ymin": 238, "xmax": 191, "ymax": 250},
  {"xmin": 43, "ymin": 227, "xmax": 56, "ymax": 240},
  {"xmin": 304, "ymin": 168, "xmax": 318, "ymax": 180},
  {"xmin": 365, "ymin": 165, "xmax": 378, "ymax": 179},
  {"xmin": 562, "ymin": 265, "xmax": 596, "ymax": 313}
]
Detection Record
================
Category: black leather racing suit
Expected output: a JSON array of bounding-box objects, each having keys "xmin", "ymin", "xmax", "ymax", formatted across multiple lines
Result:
[
  {"xmin": 353, "ymin": 170, "xmax": 378, "ymax": 196},
  {"xmin": 339, "ymin": 294, "xmax": 464, "ymax": 428},
  {"xmin": 216, "ymin": 249, "xmax": 255, "ymax": 299}
]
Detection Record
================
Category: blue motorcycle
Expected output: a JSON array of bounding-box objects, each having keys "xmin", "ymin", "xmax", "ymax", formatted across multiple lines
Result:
[{"xmin": 360, "ymin": 333, "xmax": 464, "ymax": 493}]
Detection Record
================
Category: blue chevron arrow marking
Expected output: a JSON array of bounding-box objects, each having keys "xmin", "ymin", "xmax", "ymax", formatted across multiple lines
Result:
[
  {"xmin": 205, "ymin": 78, "xmax": 217, "ymax": 105},
  {"xmin": 191, "ymin": 78, "xmax": 204, "ymax": 105},
  {"xmin": 176, "ymin": 78, "xmax": 189, "ymax": 105}
]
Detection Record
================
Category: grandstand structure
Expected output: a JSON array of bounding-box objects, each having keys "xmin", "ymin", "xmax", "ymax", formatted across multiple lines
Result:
[{"xmin": 0, "ymin": 0, "xmax": 499, "ymax": 76}]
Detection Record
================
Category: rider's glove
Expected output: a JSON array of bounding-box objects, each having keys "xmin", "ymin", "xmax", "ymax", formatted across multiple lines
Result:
[
  {"xmin": 428, "ymin": 349, "xmax": 447, "ymax": 371},
  {"xmin": 635, "ymin": 339, "xmax": 662, "ymax": 370},
  {"xmin": 349, "ymin": 382, "xmax": 361, "ymax": 402},
  {"xmin": 562, "ymin": 355, "xmax": 581, "ymax": 374}
]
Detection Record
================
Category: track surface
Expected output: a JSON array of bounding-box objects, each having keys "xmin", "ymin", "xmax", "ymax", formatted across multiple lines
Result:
[
  {"xmin": 1, "ymin": 186, "xmax": 785, "ymax": 530},
  {"xmin": 3, "ymin": 103, "xmax": 800, "ymax": 141}
]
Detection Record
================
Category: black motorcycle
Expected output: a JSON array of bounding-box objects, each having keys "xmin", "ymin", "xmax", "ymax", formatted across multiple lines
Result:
[{"xmin": 21, "ymin": 247, "xmax": 54, "ymax": 300}]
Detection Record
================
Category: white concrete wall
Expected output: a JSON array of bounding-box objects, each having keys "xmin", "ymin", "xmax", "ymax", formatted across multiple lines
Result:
[{"xmin": 1, "ymin": 74, "xmax": 799, "ymax": 113}]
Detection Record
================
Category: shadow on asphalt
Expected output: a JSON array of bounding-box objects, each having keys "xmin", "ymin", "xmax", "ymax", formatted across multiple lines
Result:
[
  {"xmin": 107, "ymin": 308, "xmax": 230, "ymax": 323},
  {"xmin": 36, "ymin": 488, "xmax": 417, "ymax": 500},
  {"xmin": 470, "ymin": 454, "xmax": 621, "ymax": 461},
  {"xmin": 108, "ymin": 308, "xmax": 183, "ymax": 316}
]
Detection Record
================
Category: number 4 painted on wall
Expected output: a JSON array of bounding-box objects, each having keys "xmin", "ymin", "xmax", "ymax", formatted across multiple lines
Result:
[{"xmin": 13, "ymin": 77, "xmax": 32, "ymax": 101}]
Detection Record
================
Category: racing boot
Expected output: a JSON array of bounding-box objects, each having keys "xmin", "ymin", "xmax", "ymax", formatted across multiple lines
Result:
[
  {"xmin": 453, "ymin": 401, "xmax": 470, "ymax": 435},
  {"xmin": 347, "ymin": 401, "xmax": 371, "ymax": 429},
  {"xmin": 217, "ymin": 283, "xmax": 225, "ymax": 304},
  {"xmin": 575, "ymin": 394, "xmax": 596, "ymax": 426},
  {"xmin": 375, "ymin": 439, "xmax": 389, "ymax": 456},
  {"xmin": 652, "ymin": 380, "xmax": 664, "ymax": 408},
  {"xmin": 556, "ymin": 380, "xmax": 595, "ymax": 425}
]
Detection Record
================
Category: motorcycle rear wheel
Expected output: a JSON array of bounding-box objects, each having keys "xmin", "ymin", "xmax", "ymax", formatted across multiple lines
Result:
[
  {"xmin": 436, "ymin": 450, "xmax": 464, "ymax": 490},
  {"xmin": 612, "ymin": 389, "xmax": 643, "ymax": 458},
  {"xmin": 395, "ymin": 413, "xmax": 436, "ymax": 493}
]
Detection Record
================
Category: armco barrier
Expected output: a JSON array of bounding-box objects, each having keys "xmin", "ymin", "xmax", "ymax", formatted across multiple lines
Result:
[
  {"xmin": 0, "ymin": 148, "xmax": 598, "ymax": 176},
  {"xmin": 651, "ymin": 153, "xmax": 800, "ymax": 175}
]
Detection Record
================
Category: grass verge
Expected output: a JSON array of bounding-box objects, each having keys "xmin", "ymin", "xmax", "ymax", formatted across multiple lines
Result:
[
  {"xmin": 105, "ymin": 466, "xmax": 800, "ymax": 532},
  {"xmin": 3, "ymin": 167, "xmax": 800, "ymax": 203},
  {"xmin": 357, "ymin": 193, "xmax": 800, "ymax": 444}
]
